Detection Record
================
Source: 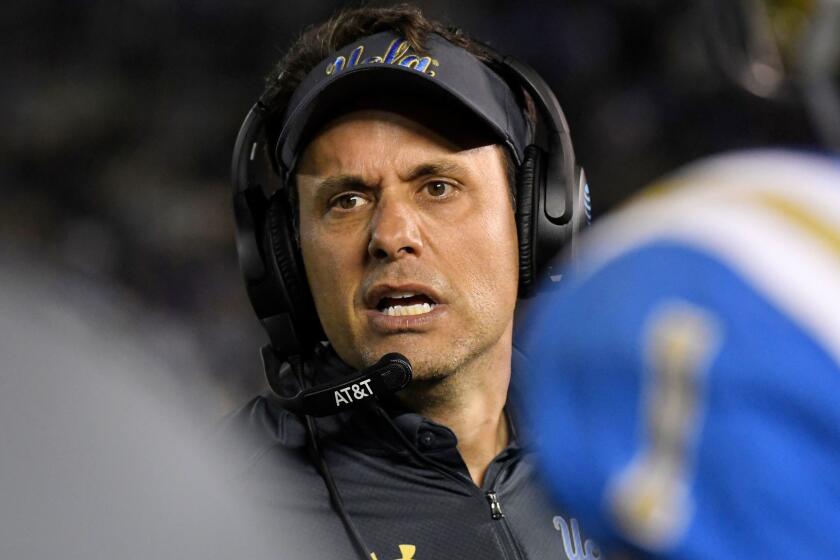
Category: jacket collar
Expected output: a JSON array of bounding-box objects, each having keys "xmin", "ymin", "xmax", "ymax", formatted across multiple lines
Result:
[{"xmin": 267, "ymin": 343, "xmax": 535, "ymax": 452}]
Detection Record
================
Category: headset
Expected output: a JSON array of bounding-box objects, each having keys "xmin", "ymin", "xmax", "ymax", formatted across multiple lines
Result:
[{"xmin": 231, "ymin": 35, "xmax": 591, "ymax": 361}]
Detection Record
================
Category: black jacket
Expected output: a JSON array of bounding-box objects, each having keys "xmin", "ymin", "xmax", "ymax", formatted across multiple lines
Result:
[{"xmin": 224, "ymin": 347, "xmax": 601, "ymax": 560}]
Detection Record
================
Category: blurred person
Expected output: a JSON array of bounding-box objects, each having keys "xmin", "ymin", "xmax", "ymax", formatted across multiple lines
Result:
[
  {"xmin": 0, "ymin": 249, "xmax": 312, "ymax": 559},
  {"xmin": 524, "ymin": 148, "xmax": 840, "ymax": 559},
  {"xmin": 524, "ymin": 3, "xmax": 840, "ymax": 557},
  {"xmin": 224, "ymin": 4, "xmax": 595, "ymax": 559}
]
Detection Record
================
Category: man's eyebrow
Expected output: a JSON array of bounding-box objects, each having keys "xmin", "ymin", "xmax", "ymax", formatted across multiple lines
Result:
[
  {"xmin": 310, "ymin": 160, "xmax": 470, "ymax": 193},
  {"xmin": 315, "ymin": 174, "xmax": 372, "ymax": 194},
  {"xmin": 404, "ymin": 160, "xmax": 469, "ymax": 182}
]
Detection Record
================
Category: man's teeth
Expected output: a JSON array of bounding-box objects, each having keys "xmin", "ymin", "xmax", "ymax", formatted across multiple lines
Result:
[{"xmin": 382, "ymin": 302, "xmax": 434, "ymax": 316}]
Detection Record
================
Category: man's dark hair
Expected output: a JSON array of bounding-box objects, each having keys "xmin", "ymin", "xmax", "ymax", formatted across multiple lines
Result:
[{"xmin": 263, "ymin": 4, "xmax": 528, "ymax": 205}]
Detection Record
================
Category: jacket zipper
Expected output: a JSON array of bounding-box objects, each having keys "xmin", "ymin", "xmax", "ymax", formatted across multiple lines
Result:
[
  {"xmin": 485, "ymin": 462, "xmax": 526, "ymax": 560},
  {"xmin": 486, "ymin": 491, "xmax": 504, "ymax": 519},
  {"xmin": 377, "ymin": 405, "xmax": 526, "ymax": 559}
]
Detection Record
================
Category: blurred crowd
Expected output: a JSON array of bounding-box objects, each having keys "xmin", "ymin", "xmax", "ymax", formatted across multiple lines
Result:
[{"xmin": 2, "ymin": 0, "xmax": 819, "ymax": 412}]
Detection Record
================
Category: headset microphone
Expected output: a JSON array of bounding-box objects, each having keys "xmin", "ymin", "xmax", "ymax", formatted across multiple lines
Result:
[{"xmin": 267, "ymin": 353, "xmax": 412, "ymax": 417}]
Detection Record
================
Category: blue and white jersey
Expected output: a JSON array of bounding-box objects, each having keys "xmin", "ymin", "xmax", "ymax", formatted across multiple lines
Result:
[{"xmin": 523, "ymin": 150, "xmax": 840, "ymax": 559}]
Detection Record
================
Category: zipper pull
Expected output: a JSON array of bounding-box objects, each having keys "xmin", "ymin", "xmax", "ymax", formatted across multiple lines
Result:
[{"xmin": 486, "ymin": 491, "xmax": 504, "ymax": 520}]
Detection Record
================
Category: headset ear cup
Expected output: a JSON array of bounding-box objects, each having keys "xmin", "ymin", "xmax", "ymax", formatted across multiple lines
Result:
[
  {"xmin": 266, "ymin": 194, "xmax": 323, "ymax": 347},
  {"xmin": 566, "ymin": 165, "xmax": 590, "ymax": 260},
  {"xmin": 516, "ymin": 145, "xmax": 542, "ymax": 297}
]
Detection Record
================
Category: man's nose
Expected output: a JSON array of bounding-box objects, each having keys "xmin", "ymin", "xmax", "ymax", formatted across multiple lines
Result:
[{"xmin": 367, "ymin": 197, "xmax": 423, "ymax": 261}]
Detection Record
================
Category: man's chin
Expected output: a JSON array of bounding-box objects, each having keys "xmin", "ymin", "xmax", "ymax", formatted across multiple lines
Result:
[{"xmin": 358, "ymin": 339, "xmax": 464, "ymax": 381}]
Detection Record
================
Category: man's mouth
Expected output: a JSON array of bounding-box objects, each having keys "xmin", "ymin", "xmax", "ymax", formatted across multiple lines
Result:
[{"xmin": 376, "ymin": 292, "xmax": 438, "ymax": 317}]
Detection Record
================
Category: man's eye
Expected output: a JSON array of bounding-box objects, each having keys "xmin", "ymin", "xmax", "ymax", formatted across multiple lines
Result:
[
  {"xmin": 331, "ymin": 194, "xmax": 368, "ymax": 210},
  {"xmin": 425, "ymin": 181, "xmax": 453, "ymax": 198}
]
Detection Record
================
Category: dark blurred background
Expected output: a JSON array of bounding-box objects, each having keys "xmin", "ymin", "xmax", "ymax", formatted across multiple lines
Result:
[{"xmin": 2, "ymin": 0, "xmax": 817, "ymax": 413}]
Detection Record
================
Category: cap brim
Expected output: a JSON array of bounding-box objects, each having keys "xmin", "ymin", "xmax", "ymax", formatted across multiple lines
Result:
[{"xmin": 279, "ymin": 66, "xmax": 513, "ymax": 173}]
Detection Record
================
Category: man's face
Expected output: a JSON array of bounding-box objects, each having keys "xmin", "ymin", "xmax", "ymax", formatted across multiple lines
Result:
[{"xmin": 295, "ymin": 109, "xmax": 519, "ymax": 379}]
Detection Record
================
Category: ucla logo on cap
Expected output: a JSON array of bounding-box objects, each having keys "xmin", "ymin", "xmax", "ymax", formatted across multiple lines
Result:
[{"xmin": 325, "ymin": 39, "xmax": 439, "ymax": 77}]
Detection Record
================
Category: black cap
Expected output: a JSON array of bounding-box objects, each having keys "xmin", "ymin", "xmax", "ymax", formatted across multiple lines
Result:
[{"xmin": 274, "ymin": 31, "xmax": 531, "ymax": 177}]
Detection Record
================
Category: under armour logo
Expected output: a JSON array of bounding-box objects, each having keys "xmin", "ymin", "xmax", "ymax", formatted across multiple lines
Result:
[{"xmin": 370, "ymin": 543, "xmax": 416, "ymax": 560}]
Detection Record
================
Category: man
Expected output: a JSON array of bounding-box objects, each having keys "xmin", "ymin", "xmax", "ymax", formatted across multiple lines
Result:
[{"xmin": 226, "ymin": 5, "xmax": 594, "ymax": 560}]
